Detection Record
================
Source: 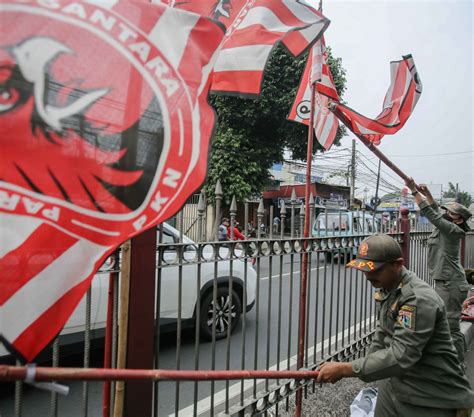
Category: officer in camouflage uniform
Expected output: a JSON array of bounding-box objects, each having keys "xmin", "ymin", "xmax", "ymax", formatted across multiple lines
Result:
[
  {"xmin": 406, "ymin": 180, "xmax": 472, "ymax": 363},
  {"xmin": 317, "ymin": 234, "xmax": 474, "ymax": 417}
]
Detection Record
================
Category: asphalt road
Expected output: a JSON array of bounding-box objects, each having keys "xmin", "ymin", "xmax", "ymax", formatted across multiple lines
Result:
[{"xmin": 0, "ymin": 252, "xmax": 376, "ymax": 417}]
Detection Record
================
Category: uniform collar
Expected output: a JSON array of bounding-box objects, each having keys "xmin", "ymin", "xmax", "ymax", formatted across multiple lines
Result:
[{"xmin": 374, "ymin": 267, "xmax": 411, "ymax": 301}]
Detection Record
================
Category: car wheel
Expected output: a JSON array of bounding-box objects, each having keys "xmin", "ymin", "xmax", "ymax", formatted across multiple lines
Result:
[{"xmin": 200, "ymin": 287, "xmax": 242, "ymax": 341}]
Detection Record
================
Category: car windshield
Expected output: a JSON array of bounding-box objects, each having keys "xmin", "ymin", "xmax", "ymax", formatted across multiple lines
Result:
[{"xmin": 315, "ymin": 213, "xmax": 349, "ymax": 231}]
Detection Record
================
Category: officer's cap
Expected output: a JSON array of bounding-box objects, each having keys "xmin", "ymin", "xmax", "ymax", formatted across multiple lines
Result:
[
  {"xmin": 441, "ymin": 202, "xmax": 472, "ymax": 221},
  {"xmin": 347, "ymin": 234, "xmax": 402, "ymax": 272}
]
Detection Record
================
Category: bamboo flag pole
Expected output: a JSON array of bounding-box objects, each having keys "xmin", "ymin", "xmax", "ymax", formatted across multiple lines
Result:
[{"xmin": 113, "ymin": 240, "xmax": 131, "ymax": 417}]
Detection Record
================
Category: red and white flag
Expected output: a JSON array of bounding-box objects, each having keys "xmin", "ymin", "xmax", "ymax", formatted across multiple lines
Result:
[
  {"xmin": 0, "ymin": 0, "xmax": 224, "ymax": 361},
  {"xmin": 288, "ymin": 38, "xmax": 339, "ymax": 150},
  {"xmin": 158, "ymin": 0, "xmax": 330, "ymax": 97},
  {"xmin": 327, "ymin": 55, "xmax": 422, "ymax": 144}
]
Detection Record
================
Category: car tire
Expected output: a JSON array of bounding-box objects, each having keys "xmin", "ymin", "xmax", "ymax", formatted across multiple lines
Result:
[{"xmin": 199, "ymin": 287, "xmax": 242, "ymax": 341}]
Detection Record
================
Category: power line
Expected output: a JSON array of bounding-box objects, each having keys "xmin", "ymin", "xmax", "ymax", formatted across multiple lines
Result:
[{"xmin": 366, "ymin": 150, "xmax": 473, "ymax": 158}]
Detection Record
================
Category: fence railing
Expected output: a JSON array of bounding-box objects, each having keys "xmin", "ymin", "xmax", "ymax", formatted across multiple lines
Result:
[{"xmin": 1, "ymin": 193, "xmax": 472, "ymax": 417}]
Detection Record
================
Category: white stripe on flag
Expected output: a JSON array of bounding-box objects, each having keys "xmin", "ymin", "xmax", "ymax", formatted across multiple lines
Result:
[
  {"xmin": 148, "ymin": 6, "xmax": 200, "ymax": 69},
  {"xmin": 213, "ymin": 45, "xmax": 273, "ymax": 72},
  {"xmin": 283, "ymin": 0, "xmax": 319, "ymax": 24},
  {"xmin": 0, "ymin": 213, "xmax": 42, "ymax": 258},
  {"xmin": 85, "ymin": 0, "xmax": 119, "ymax": 9},
  {"xmin": 238, "ymin": 6, "xmax": 294, "ymax": 32},
  {"xmin": 1, "ymin": 238, "xmax": 106, "ymax": 342},
  {"xmin": 296, "ymin": 21, "xmax": 326, "ymax": 44},
  {"xmin": 383, "ymin": 62, "xmax": 398, "ymax": 109},
  {"xmin": 317, "ymin": 113, "xmax": 334, "ymax": 149}
]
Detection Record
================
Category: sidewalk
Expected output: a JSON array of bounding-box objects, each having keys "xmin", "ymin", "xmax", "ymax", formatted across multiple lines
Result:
[{"xmin": 277, "ymin": 321, "xmax": 474, "ymax": 417}]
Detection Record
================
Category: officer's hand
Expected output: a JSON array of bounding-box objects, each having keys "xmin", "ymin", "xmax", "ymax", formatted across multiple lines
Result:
[
  {"xmin": 418, "ymin": 183, "xmax": 431, "ymax": 195},
  {"xmin": 405, "ymin": 177, "xmax": 418, "ymax": 193},
  {"xmin": 316, "ymin": 362, "xmax": 354, "ymax": 384}
]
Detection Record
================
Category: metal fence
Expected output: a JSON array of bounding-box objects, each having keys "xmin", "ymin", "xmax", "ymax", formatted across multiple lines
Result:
[{"xmin": 1, "ymin": 195, "xmax": 472, "ymax": 417}]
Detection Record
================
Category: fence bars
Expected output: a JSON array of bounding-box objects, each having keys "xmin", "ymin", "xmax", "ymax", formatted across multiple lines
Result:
[{"xmin": 7, "ymin": 187, "xmax": 472, "ymax": 417}]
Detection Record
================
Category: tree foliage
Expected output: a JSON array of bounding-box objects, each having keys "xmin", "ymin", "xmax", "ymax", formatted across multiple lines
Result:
[
  {"xmin": 443, "ymin": 182, "xmax": 472, "ymax": 207},
  {"xmin": 205, "ymin": 44, "xmax": 347, "ymax": 203}
]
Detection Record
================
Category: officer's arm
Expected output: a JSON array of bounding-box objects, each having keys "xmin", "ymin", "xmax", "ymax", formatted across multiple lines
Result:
[
  {"xmin": 351, "ymin": 295, "xmax": 437, "ymax": 382},
  {"xmin": 418, "ymin": 200, "xmax": 464, "ymax": 236},
  {"xmin": 418, "ymin": 184, "xmax": 438, "ymax": 210},
  {"xmin": 367, "ymin": 325, "xmax": 384, "ymax": 354}
]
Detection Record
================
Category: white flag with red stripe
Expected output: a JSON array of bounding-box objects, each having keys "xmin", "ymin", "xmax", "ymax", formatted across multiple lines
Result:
[
  {"xmin": 159, "ymin": 0, "xmax": 330, "ymax": 97},
  {"xmin": 0, "ymin": 0, "xmax": 224, "ymax": 361},
  {"xmin": 288, "ymin": 37, "xmax": 339, "ymax": 150},
  {"xmin": 326, "ymin": 55, "xmax": 422, "ymax": 144}
]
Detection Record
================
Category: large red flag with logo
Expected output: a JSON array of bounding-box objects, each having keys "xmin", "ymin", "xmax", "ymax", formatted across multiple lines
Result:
[
  {"xmin": 0, "ymin": 0, "xmax": 224, "ymax": 361},
  {"xmin": 288, "ymin": 37, "xmax": 339, "ymax": 150},
  {"xmin": 158, "ymin": 0, "xmax": 330, "ymax": 97}
]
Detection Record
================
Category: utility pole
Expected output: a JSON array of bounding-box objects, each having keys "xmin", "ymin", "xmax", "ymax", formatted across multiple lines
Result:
[
  {"xmin": 373, "ymin": 158, "xmax": 381, "ymax": 214},
  {"xmin": 456, "ymin": 183, "xmax": 459, "ymax": 202},
  {"xmin": 350, "ymin": 138, "xmax": 356, "ymax": 208}
]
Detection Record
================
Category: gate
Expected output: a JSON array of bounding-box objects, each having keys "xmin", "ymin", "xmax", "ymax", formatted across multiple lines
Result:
[{"xmin": 1, "ymin": 191, "xmax": 472, "ymax": 417}]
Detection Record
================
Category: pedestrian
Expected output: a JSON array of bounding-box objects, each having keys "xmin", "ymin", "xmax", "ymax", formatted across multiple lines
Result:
[
  {"xmin": 406, "ymin": 179, "xmax": 472, "ymax": 363},
  {"xmin": 317, "ymin": 234, "xmax": 474, "ymax": 417},
  {"xmin": 273, "ymin": 216, "xmax": 280, "ymax": 234},
  {"xmin": 218, "ymin": 217, "xmax": 229, "ymax": 241},
  {"xmin": 227, "ymin": 221, "xmax": 246, "ymax": 240}
]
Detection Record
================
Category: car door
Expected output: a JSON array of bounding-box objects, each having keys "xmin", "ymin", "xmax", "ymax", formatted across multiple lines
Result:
[{"xmin": 158, "ymin": 227, "xmax": 198, "ymax": 320}]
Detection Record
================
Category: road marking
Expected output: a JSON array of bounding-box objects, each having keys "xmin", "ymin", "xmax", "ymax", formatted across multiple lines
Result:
[
  {"xmin": 173, "ymin": 316, "xmax": 375, "ymax": 416},
  {"xmin": 260, "ymin": 266, "xmax": 326, "ymax": 281}
]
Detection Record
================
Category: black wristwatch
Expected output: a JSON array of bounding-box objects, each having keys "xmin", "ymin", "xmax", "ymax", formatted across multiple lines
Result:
[{"xmin": 411, "ymin": 190, "xmax": 419, "ymax": 196}]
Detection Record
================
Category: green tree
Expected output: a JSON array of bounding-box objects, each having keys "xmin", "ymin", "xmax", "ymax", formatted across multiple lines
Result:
[
  {"xmin": 443, "ymin": 182, "xmax": 472, "ymax": 207},
  {"xmin": 205, "ymin": 44, "xmax": 347, "ymax": 203}
]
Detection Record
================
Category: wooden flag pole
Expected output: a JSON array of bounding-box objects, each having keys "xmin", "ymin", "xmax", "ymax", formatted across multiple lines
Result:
[
  {"xmin": 113, "ymin": 240, "xmax": 131, "ymax": 417},
  {"xmin": 331, "ymin": 107, "xmax": 410, "ymax": 182},
  {"xmin": 295, "ymin": 80, "xmax": 317, "ymax": 417}
]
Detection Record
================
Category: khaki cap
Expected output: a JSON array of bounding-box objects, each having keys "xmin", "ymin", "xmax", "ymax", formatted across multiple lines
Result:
[
  {"xmin": 347, "ymin": 234, "xmax": 402, "ymax": 272},
  {"xmin": 441, "ymin": 202, "xmax": 472, "ymax": 221}
]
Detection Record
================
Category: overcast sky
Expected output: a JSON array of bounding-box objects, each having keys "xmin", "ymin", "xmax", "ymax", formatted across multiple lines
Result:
[{"xmin": 307, "ymin": 0, "xmax": 473, "ymax": 197}]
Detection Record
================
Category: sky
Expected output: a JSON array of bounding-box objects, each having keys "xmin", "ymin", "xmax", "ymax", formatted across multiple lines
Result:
[{"xmin": 306, "ymin": 0, "xmax": 473, "ymax": 198}]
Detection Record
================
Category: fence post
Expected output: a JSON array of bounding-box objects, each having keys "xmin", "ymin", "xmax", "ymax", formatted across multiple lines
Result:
[
  {"xmin": 460, "ymin": 238, "xmax": 466, "ymax": 268},
  {"xmin": 400, "ymin": 208, "xmax": 410, "ymax": 269},
  {"xmin": 215, "ymin": 180, "xmax": 223, "ymax": 241},
  {"xmin": 123, "ymin": 227, "xmax": 157, "ymax": 417},
  {"xmin": 197, "ymin": 191, "xmax": 206, "ymax": 243}
]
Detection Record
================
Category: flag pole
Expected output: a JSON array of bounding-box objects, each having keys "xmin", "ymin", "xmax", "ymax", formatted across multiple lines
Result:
[
  {"xmin": 331, "ymin": 107, "xmax": 410, "ymax": 182},
  {"xmin": 295, "ymin": 79, "xmax": 317, "ymax": 417}
]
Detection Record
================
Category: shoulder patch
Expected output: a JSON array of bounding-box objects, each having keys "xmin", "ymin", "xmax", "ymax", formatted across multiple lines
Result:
[{"xmin": 397, "ymin": 305, "xmax": 416, "ymax": 329}]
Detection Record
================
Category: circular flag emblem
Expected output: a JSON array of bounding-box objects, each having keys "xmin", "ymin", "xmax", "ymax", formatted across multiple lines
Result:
[{"xmin": 0, "ymin": 0, "xmax": 221, "ymax": 245}]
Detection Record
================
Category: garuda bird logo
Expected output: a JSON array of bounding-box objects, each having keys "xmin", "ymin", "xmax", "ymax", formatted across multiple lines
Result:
[{"xmin": 0, "ymin": 36, "xmax": 163, "ymax": 215}]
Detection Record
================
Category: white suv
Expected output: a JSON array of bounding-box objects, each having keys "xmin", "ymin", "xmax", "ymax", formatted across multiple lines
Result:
[{"xmin": 0, "ymin": 223, "xmax": 257, "ymax": 360}]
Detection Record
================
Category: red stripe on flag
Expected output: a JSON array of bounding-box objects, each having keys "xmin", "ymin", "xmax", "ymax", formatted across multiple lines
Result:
[
  {"xmin": 282, "ymin": 30, "xmax": 311, "ymax": 56},
  {"xmin": 12, "ymin": 276, "xmax": 93, "ymax": 361},
  {"xmin": 211, "ymin": 70, "xmax": 263, "ymax": 96},
  {"xmin": 0, "ymin": 224, "xmax": 78, "ymax": 305}
]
